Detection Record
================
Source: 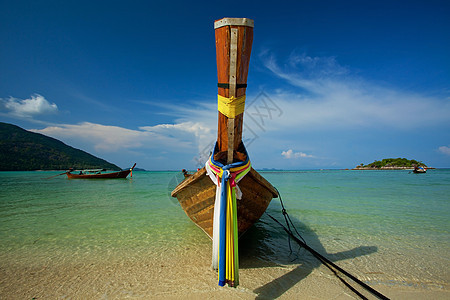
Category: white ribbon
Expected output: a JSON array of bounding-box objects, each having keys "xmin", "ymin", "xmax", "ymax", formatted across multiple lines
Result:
[{"xmin": 205, "ymin": 158, "xmax": 247, "ymax": 270}]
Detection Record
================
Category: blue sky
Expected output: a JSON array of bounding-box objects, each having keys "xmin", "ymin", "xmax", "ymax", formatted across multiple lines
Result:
[{"xmin": 1, "ymin": 0, "xmax": 449, "ymax": 170}]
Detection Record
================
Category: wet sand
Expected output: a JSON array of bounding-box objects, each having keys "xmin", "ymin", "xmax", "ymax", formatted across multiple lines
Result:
[{"xmin": 1, "ymin": 243, "xmax": 448, "ymax": 300}]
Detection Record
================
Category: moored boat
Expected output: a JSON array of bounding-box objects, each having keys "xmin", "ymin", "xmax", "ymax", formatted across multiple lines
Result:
[
  {"xmin": 171, "ymin": 163, "xmax": 277, "ymax": 238},
  {"xmin": 413, "ymin": 166, "xmax": 426, "ymax": 173},
  {"xmin": 66, "ymin": 163, "xmax": 136, "ymax": 179},
  {"xmin": 171, "ymin": 18, "xmax": 277, "ymax": 287}
]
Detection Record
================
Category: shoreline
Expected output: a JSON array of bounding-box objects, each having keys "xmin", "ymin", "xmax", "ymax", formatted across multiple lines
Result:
[
  {"xmin": 1, "ymin": 249, "xmax": 448, "ymax": 299},
  {"xmin": 1, "ymin": 229, "xmax": 449, "ymax": 300},
  {"xmin": 1, "ymin": 170, "xmax": 448, "ymax": 299}
]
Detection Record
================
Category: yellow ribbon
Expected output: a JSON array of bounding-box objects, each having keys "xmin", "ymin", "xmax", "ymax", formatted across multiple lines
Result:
[{"xmin": 217, "ymin": 94, "xmax": 246, "ymax": 118}]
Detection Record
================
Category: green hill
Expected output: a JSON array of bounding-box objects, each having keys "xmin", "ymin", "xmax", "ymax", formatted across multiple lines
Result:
[
  {"xmin": 354, "ymin": 158, "xmax": 427, "ymax": 170},
  {"xmin": 0, "ymin": 122, "xmax": 120, "ymax": 171}
]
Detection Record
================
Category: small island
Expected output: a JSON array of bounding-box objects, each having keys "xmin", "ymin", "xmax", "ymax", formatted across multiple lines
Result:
[{"xmin": 353, "ymin": 158, "xmax": 428, "ymax": 170}]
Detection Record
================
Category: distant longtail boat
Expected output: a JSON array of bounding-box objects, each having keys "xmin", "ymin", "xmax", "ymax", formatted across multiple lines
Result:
[
  {"xmin": 66, "ymin": 163, "xmax": 136, "ymax": 179},
  {"xmin": 413, "ymin": 166, "xmax": 426, "ymax": 173},
  {"xmin": 171, "ymin": 18, "xmax": 277, "ymax": 287}
]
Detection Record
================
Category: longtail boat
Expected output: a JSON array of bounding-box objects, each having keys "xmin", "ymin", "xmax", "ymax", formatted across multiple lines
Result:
[
  {"xmin": 66, "ymin": 163, "xmax": 136, "ymax": 179},
  {"xmin": 171, "ymin": 18, "xmax": 277, "ymax": 287},
  {"xmin": 413, "ymin": 166, "xmax": 426, "ymax": 173}
]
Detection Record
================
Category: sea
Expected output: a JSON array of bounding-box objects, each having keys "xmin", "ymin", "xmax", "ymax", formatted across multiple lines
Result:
[{"xmin": 0, "ymin": 169, "xmax": 449, "ymax": 298}]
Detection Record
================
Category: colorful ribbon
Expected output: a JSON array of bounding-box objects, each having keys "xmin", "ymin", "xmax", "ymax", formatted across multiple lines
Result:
[{"xmin": 205, "ymin": 143, "xmax": 251, "ymax": 287}]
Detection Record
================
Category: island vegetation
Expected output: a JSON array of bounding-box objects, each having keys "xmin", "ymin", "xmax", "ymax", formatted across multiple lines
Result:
[
  {"xmin": 353, "ymin": 158, "xmax": 428, "ymax": 170},
  {"xmin": 0, "ymin": 122, "xmax": 120, "ymax": 171}
]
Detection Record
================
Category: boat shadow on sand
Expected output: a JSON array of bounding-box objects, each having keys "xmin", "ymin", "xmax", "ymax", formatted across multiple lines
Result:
[{"xmin": 238, "ymin": 204, "xmax": 378, "ymax": 299}]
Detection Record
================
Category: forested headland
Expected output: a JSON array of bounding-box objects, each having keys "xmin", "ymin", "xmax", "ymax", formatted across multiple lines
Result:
[{"xmin": 0, "ymin": 122, "xmax": 120, "ymax": 171}]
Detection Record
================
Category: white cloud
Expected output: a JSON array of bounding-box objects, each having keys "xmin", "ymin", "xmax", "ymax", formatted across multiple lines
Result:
[
  {"xmin": 31, "ymin": 121, "xmax": 214, "ymax": 154},
  {"xmin": 27, "ymin": 100, "xmax": 219, "ymax": 169},
  {"xmin": 0, "ymin": 94, "xmax": 58, "ymax": 117},
  {"xmin": 438, "ymin": 146, "xmax": 450, "ymax": 155},
  {"xmin": 259, "ymin": 51, "xmax": 450, "ymax": 130},
  {"xmin": 281, "ymin": 149, "xmax": 313, "ymax": 159},
  {"xmin": 33, "ymin": 123, "xmax": 145, "ymax": 152},
  {"xmin": 142, "ymin": 121, "xmax": 215, "ymax": 152},
  {"xmin": 141, "ymin": 121, "xmax": 213, "ymax": 144}
]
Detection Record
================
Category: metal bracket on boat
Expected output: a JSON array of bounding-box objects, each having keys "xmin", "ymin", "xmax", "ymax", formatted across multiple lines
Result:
[
  {"xmin": 227, "ymin": 27, "xmax": 239, "ymax": 164},
  {"xmin": 214, "ymin": 18, "xmax": 254, "ymax": 29},
  {"xmin": 229, "ymin": 28, "xmax": 238, "ymax": 98}
]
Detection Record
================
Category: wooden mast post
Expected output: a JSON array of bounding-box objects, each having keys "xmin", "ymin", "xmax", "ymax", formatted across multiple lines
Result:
[{"xmin": 214, "ymin": 18, "xmax": 254, "ymax": 164}]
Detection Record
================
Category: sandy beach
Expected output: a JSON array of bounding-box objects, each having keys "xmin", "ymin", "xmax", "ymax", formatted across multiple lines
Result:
[
  {"xmin": 1, "ymin": 170, "xmax": 449, "ymax": 299},
  {"xmin": 1, "ymin": 241, "xmax": 448, "ymax": 300}
]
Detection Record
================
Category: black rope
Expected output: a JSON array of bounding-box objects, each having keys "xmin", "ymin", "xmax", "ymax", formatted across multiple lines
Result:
[
  {"xmin": 274, "ymin": 187, "xmax": 305, "ymax": 246},
  {"xmin": 266, "ymin": 191, "xmax": 390, "ymax": 300}
]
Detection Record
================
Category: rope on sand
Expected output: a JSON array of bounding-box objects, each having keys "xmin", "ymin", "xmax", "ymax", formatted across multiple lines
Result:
[{"xmin": 267, "ymin": 189, "xmax": 390, "ymax": 300}]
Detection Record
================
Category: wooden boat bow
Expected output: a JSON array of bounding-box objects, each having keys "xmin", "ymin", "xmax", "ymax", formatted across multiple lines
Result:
[
  {"xmin": 171, "ymin": 18, "xmax": 277, "ymax": 287},
  {"xmin": 171, "ymin": 17, "xmax": 276, "ymax": 233}
]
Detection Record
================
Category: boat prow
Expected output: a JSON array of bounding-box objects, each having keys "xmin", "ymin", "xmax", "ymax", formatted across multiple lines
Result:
[{"xmin": 171, "ymin": 167, "xmax": 277, "ymax": 238}]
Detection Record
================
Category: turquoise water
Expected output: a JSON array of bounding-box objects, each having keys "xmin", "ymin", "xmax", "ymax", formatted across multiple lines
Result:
[
  {"xmin": 265, "ymin": 169, "xmax": 449, "ymax": 242},
  {"xmin": 0, "ymin": 169, "xmax": 449, "ymax": 288},
  {"xmin": 0, "ymin": 171, "xmax": 203, "ymax": 263}
]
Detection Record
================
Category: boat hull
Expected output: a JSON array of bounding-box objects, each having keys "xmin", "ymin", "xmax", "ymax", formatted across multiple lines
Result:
[
  {"xmin": 171, "ymin": 19, "xmax": 277, "ymax": 240},
  {"xmin": 66, "ymin": 170, "xmax": 131, "ymax": 179},
  {"xmin": 171, "ymin": 167, "xmax": 277, "ymax": 238}
]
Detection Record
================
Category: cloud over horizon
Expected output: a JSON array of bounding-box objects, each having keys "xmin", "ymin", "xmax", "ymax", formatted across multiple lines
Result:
[
  {"xmin": 281, "ymin": 149, "xmax": 314, "ymax": 159},
  {"xmin": 438, "ymin": 146, "xmax": 450, "ymax": 156},
  {"xmin": 23, "ymin": 98, "xmax": 219, "ymax": 169},
  {"xmin": 259, "ymin": 50, "xmax": 450, "ymax": 131},
  {"xmin": 31, "ymin": 121, "xmax": 214, "ymax": 154}
]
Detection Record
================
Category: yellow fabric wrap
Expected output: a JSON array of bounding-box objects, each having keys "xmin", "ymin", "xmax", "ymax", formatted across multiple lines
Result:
[{"xmin": 217, "ymin": 94, "xmax": 246, "ymax": 118}]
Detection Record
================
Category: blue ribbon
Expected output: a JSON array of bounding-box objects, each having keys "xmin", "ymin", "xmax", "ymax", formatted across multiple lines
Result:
[
  {"xmin": 211, "ymin": 143, "xmax": 250, "ymax": 287},
  {"xmin": 218, "ymin": 169, "xmax": 229, "ymax": 286}
]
